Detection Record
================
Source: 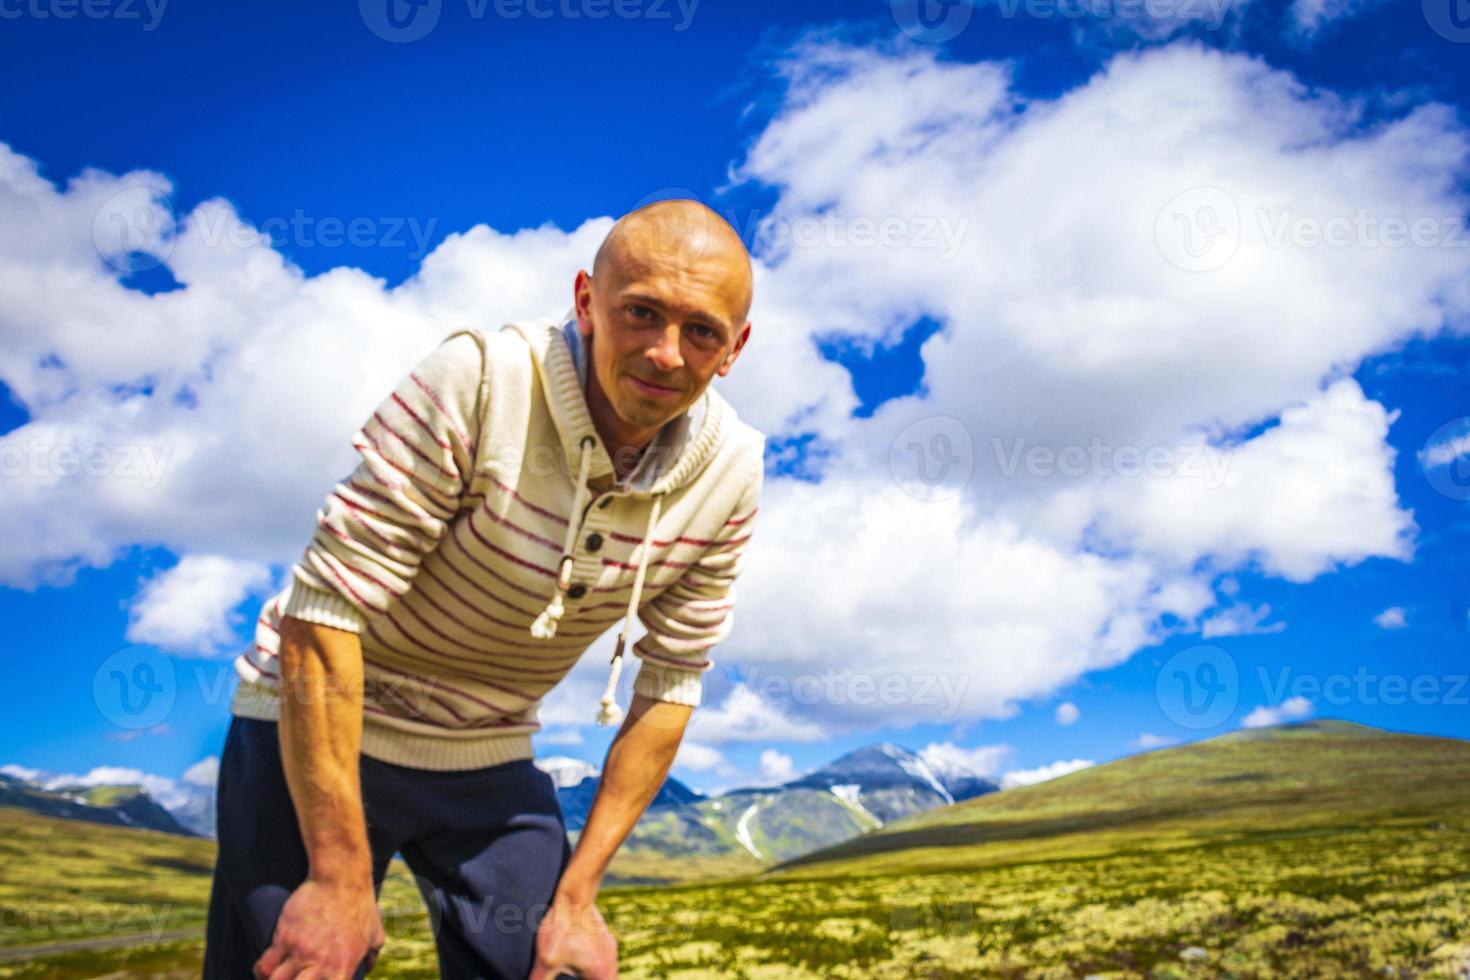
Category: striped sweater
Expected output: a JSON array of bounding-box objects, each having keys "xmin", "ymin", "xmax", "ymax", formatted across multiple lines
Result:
[{"xmin": 229, "ymin": 307, "xmax": 766, "ymax": 771}]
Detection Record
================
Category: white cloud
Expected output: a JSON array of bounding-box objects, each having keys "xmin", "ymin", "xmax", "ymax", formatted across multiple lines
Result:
[
  {"xmin": 1131, "ymin": 732, "xmax": 1177, "ymax": 749},
  {"xmin": 1287, "ymin": 0, "xmax": 1387, "ymax": 38},
  {"xmin": 758, "ymin": 749, "xmax": 799, "ymax": 784},
  {"xmin": 126, "ymin": 555, "xmax": 272, "ymax": 656},
  {"xmin": 1, "ymin": 38, "xmax": 1465, "ymax": 739},
  {"xmin": 181, "ymin": 756, "xmax": 219, "ymax": 788},
  {"xmin": 1241, "ymin": 695, "xmax": 1314, "ymax": 728},
  {"xmin": 919, "ymin": 740, "xmax": 1012, "ymax": 778},
  {"xmin": 1001, "ymin": 758, "xmax": 1095, "ymax": 788},
  {"xmin": 675, "ymin": 741, "xmax": 726, "ymax": 773},
  {"xmin": 1373, "ymin": 606, "xmax": 1407, "ymax": 630},
  {"xmin": 687, "ymin": 683, "xmax": 828, "ymax": 745},
  {"xmin": 0, "ymin": 764, "xmax": 46, "ymax": 782},
  {"xmin": 1055, "ymin": 701, "xmax": 1080, "ymax": 726},
  {"xmin": 1201, "ymin": 601, "xmax": 1286, "ymax": 639}
]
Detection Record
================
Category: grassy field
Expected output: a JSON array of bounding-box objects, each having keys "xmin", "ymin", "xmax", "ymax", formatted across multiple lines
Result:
[{"xmin": 2, "ymin": 720, "xmax": 1467, "ymax": 978}]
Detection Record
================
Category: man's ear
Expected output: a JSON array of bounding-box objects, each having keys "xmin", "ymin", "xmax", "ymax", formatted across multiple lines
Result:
[{"xmin": 717, "ymin": 320, "xmax": 751, "ymax": 377}]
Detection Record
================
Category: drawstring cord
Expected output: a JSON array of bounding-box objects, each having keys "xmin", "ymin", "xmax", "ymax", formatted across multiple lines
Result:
[
  {"xmin": 530, "ymin": 434, "xmax": 596, "ymax": 640},
  {"xmin": 525, "ymin": 431, "xmax": 665, "ymax": 727},
  {"xmin": 596, "ymin": 492, "xmax": 663, "ymax": 728}
]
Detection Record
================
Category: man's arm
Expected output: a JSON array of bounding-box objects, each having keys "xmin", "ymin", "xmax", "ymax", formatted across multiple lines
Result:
[
  {"xmin": 252, "ymin": 616, "xmax": 385, "ymax": 980},
  {"xmin": 529, "ymin": 693, "xmax": 692, "ymax": 980}
]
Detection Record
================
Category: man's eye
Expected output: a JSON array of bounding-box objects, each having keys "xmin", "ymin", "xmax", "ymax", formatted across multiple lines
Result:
[
  {"xmin": 628, "ymin": 304, "xmax": 654, "ymax": 320},
  {"xmin": 689, "ymin": 323, "xmax": 716, "ymax": 340}
]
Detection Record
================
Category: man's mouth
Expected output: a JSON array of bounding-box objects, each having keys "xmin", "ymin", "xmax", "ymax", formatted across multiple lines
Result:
[{"xmin": 627, "ymin": 375, "xmax": 680, "ymax": 398}]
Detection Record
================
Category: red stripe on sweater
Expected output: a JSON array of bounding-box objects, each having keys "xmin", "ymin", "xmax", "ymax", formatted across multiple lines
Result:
[
  {"xmin": 366, "ymin": 621, "xmax": 579, "ymax": 679},
  {"xmin": 318, "ymin": 525, "xmax": 408, "ymax": 598},
  {"xmin": 320, "ymin": 558, "xmax": 390, "ymax": 614},
  {"xmin": 355, "ymin": 431, "xmax": 457, "ymax": 516},
  {"xmin": 473, "ymin": 501, "xmax": 562, "ymax": 552},
  {"xmin": 365, "ymin": 654, "xmax": 538, "ymax": 710},
  {"xmin": 409, "ymin": 371, "xmax": 473, "ymax": 452},
  {"xmin": 418, "ymin": 560, "xmax": 614, "ymax": 640},
  {"xmin": 391, "ymin": 391, "xmax": 455, "ymax": 452},
  {"xmin": 464, "ymin": 507, "xmax": 558, "ymax": 578},
  {"xmin": 370, "ymin": 410, "xmax": 459, "ymax": 481},
  {"xmin": 634, "ymin": 642, "xmax": 711, "ymax": 671}
]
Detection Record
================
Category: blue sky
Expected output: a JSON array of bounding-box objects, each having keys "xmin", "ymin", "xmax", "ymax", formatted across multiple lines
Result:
[{"xmin": 1, "ymin": 0, "xmax": 1468, "ymax": 798}]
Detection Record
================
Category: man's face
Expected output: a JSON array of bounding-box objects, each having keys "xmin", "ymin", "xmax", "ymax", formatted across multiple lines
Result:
[{"xmin": 574, "ymin": 248, "xmax": 750, "ymax": 434}]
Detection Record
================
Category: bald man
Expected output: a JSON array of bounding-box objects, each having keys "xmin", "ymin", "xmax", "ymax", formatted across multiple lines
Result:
[{"xmin": 202, "ymin": 200, "xmax": 761, "ymax": 980}]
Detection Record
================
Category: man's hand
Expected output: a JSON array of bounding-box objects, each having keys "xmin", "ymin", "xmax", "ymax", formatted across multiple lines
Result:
[
  {"xmin": 529, "ymin": 896, "xmax": 618, "ymax": 980},
  {"xmin": 253, "ymin": 877, "xmax": 385, "ymax": 980}
]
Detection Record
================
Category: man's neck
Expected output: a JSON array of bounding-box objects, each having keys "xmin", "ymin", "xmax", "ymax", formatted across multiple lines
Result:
[{"xmin": 582, "ymin": 353, "xmax": 661, "ymax": 484}]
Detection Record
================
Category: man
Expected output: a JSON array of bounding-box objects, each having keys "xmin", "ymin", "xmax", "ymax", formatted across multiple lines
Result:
[{"xmin": 202, "ymin": 199, "xmax": 765, "ymax": 980}]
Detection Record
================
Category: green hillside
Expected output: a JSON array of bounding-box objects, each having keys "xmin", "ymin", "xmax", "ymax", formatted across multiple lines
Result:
[{"xmin": 595, "ymin": 720, "xmax": 1470, "ymax": 978}]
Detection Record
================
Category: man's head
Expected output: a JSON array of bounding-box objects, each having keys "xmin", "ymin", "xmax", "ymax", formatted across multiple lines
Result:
[{"xmin": 573, "ymin": 199, "xmax": 753, "ymax": 444}]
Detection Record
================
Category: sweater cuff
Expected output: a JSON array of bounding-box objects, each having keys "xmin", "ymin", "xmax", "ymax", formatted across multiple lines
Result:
[
  {"xmin": 282, "ymin": 574, "xmax": 368, "ymax": 634},
  {"xmin": 631, "ymin": 660, "xmax": 704, "ymax": 707}
]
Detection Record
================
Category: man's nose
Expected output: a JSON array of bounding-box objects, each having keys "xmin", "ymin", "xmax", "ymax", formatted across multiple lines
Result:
[{"xmin": 646, "ymin": 325, "xmax": 684, "ymax": 373}]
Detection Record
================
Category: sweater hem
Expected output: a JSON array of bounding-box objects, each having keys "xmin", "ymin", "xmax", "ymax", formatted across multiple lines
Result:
[{"xmin": 230, "ymin": 680, "xmax": 537, "ymax": 772}]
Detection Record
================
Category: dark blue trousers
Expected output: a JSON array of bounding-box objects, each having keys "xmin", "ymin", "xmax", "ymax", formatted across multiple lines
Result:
[{"xmin": 202, "ymin": 716, "xmax": 572, "ymax": 979}]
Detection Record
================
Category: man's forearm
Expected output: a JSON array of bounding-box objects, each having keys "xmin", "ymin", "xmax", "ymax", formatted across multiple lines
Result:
[
  {"xmin": 557, "ymin": 693, "xmax": 692, "ymax": 904},
  {"xmin": 277, "ymin": 614, "xmax": 374, "ymax": 889}
]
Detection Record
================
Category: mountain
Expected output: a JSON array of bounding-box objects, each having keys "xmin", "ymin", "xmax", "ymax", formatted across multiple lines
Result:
[
  {"xmin": 783, "ymin": 742, "xmax": 999, "ymax": 822},
  {"xmin": 0, "ymin": 770, "xmax": 198, "ymax": 836},
  {"xmin": 535, "ymin": 755, "xmax": 601, "ymax": 790},
  {"xmin": 608, "ymin": 742, "xmax": 1000, "ymax": 870},
  {"xmin": 550, "ymin": 765, "xmax": 704, "ymax": 832},
  {"xmin": 777, "ymin": 719, "xmax": 1467, "ymax": 873},
  {"xmin": 0, "ymin": 739, "xmax": 999, "ymax": 867}
]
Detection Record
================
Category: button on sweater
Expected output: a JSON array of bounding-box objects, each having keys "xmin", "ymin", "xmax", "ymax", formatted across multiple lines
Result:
[{"xmin": 229, "ymin": 306, "xmax": 766, "ymax": 771}]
